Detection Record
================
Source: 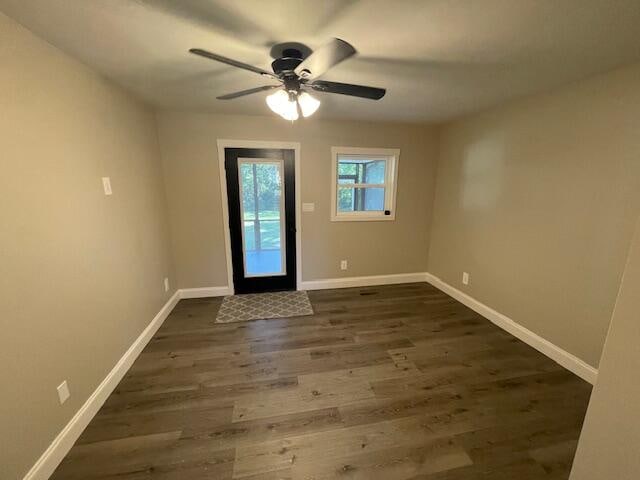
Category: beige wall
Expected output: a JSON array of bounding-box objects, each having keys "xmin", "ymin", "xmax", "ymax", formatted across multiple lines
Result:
[
  {"xmin": 0, "ymin": 13, "xmax": 174, "ymax": 480},
  {"xmin": 570, "ymin": 217, "xmax": 640, "ymax": 479},
  {"xmin": 3, "ymin": 6, "xmax": 639, "ymax": 478},
  {"xmin": 428, "ymin": 63, "xmax": 640, "ymax": 368},
  {"xmin": 155, "ymin": 112, "xmax": 438, "ymax": 289}
]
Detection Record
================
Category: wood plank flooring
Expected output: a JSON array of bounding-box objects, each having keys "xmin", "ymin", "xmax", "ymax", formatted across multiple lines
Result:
[{"xmin": 51, "ymin": 282, "xmax": 592, "ymax": 479}]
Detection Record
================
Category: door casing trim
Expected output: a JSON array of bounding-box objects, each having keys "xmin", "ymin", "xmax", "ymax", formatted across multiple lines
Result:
[{"xmin": 216, "ymin": 139, "xmax": 302, "ymax": 294}]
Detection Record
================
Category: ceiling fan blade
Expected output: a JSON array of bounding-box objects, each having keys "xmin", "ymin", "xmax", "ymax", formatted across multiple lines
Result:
[
  {"xmin": 189, "ymin": 48, "xmax": 277, "ymax": 78},
  {"xmin": 217, "ymin": 85, "xmax": 280, "ymax": 100},
  {"xmin": 294, "ymin": 38, "xmax": 356, "ymax": 80},
  {"xmin": 310, "ymin": 80, "xmax": 386, "ymax": 100}
]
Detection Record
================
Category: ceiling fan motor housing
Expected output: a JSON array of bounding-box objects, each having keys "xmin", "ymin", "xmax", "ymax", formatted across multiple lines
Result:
[{"xmin": 271, "ymin": 48, "xmax": 305, "ymax": 76}]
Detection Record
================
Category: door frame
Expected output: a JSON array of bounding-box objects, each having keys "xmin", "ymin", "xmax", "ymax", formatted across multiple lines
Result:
[{"xmin": 216, "ymin": 139, "xmax": 302, "ymax": 294}]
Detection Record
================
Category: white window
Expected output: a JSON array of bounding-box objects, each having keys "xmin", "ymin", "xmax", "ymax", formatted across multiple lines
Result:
[{"xmin": 331, "ymin": 147, "xmax": 400, "ymax": 221}]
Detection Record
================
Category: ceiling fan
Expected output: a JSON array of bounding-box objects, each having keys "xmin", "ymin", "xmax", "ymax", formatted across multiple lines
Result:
[{"xmin": 189, "ymin": 38, "xmax": 386, "ymax": 121}]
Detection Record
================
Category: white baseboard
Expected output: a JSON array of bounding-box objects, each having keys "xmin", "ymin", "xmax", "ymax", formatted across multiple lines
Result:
[
  {"xmin": 23, "ymin": 291, "xmax": 180, "ymax": 480},
  {"xmin": 300, "ymin": 272, "xmax": 428, "ymax": 291},
  {"xmin": 24, "ymin": 273, "xmax": 598, "ymax": 479},
  {"xmin": 424, "ymin": 273, "xmax": 598, "ymax": 384},
  {"xmin": 299, "ymin": 271, "xmax": 597, "ymax": 383},
  {"xmin": 178, "ymin": 286, "xmax": 232, "ymax": 299}
]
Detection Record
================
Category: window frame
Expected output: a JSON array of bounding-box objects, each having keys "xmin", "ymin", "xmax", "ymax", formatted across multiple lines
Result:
[{"xmin": 330, "ymin": 146, "xmax": 400, "ymax": 222}]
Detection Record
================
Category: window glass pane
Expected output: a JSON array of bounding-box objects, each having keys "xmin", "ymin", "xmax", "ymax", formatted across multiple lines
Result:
[
  {"xmin": 338, "ymin": 162, "xmax": 357, "ymax": 176},
  {"xmin": 364, "ymin": 187, "xmax": 385, "ymax": 210},
  {"xmin": 337, "ymin": 157, "xmax": 386, "ymax": 185},
  {"xmin": 337, "ymin": 161, "xmax": 358, "ymax": 186},
  {"xmin": 337, "ymin": 186, "xmax": 355, "ymax": 211},
  {"xmin": 337, "ymin": 187, "xmax": 385, "ymax": 212},
  {"xmin": 364, "ymin": 160, "xmax": 386, "ymax": 184},
  {"xmin": 338, "ymin": 178, "xmax": 355, "ymax": 185}
]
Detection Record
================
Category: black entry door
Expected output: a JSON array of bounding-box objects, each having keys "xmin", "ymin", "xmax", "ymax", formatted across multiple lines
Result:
[{"xmin": 225, "ymin": 148, "xmax": 296, "ymax": 294}]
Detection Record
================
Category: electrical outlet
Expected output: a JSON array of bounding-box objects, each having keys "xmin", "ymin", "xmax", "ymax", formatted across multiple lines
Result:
[
  {"xmin": 164, "ymin": 277, "xmax": 170, "ymax": 292},
  {"xmin": 462, "ymin": 272, "xmax": 470, "ymax": 285},
  {"xmin": 340, "ymin": 260, "xmax": 348, "ymax": 271},
  {"xmin": 57, "ymin": 381, "xmax": 70, "ymax": 404},
  {"xmin": 102, "ymin": 177, "xmax": 112, "ymax": 195}
]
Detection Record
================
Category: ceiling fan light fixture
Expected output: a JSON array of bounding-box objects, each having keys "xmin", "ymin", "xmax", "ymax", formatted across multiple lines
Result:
[
  {"xmin": 191, "ymin": 39, "xmax": 386, "ymax": 115},
  {"xmin": 266, "ymin": 89, "xmax": 299, "ymax": 121},
  {"xmin": 297, "ymin": 92, "xmax": 320, "ymax": 117}
]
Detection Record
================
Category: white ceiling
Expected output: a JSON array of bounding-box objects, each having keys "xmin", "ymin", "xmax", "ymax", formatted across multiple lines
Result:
[{"xmin": 2, "ymin": 0, "xmax": 640, "ymax": 123}]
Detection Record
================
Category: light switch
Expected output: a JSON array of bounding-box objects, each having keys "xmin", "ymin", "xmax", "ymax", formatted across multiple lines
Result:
[
  {"xmin": 102, "ymin": 177, "xmax": 112, "ymax": 196},
  {"xmin": 302, "ymin": 203, "xmax": 315, "ymax": 212},
  {"xmin": 57, "ymin": 381, "xmax": 70, "ymax": 404}
]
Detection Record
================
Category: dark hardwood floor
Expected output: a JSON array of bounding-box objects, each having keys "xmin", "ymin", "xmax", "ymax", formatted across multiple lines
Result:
[{"xmin": 51, "ymin": 282, "xmax": 592, "ymax": 479}]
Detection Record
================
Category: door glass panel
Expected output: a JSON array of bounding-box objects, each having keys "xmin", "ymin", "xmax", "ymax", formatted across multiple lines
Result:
[{"xmin": 239, "ymin": 159, "xmax": 285, "ymax": 277}]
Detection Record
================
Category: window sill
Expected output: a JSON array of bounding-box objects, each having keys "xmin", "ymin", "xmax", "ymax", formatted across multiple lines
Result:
[{"xmin": 331, "ymin": 214, "xmax": 396, "ymax": 222}]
